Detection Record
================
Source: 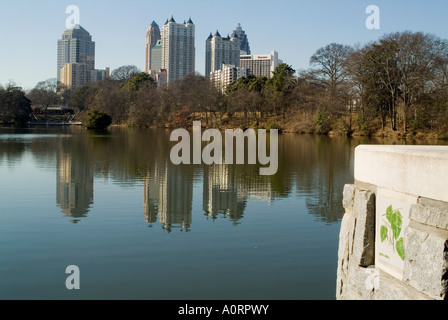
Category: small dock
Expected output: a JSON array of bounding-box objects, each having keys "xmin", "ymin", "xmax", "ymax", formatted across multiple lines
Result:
[{"xmin": 28, "ymin": 113, "xmax": 82, "ymax": 126}]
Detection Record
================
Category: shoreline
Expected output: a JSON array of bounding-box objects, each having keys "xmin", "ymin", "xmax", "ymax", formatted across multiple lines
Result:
[
  {"xmin": 114, "ymin": 123, "xmax": 448, "ymax": 143},
  {"xmin": 2, "ymin": 121, "xmax": 445, "ymax": 142}
]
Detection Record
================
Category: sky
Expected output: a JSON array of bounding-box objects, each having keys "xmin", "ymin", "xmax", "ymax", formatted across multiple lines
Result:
[{"xmin": 1, "ymin": 0, "xmax": 448, "ymax": 91}]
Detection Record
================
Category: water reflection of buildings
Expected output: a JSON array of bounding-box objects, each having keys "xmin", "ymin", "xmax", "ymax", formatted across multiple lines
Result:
[
  {"xmin": 204, "ymin": 164, "xmax": 275, "ymax": 225},
  {"xmin": 144, "ymin": 160, "xmax": 193, "ymax": 232},
  {"xmin": 56, "ymin": 144, "xmax": 94, "ymax": 223},
  {"xmin": 203, "ymin": 164, "xmax": 247, "ymax": 225},
  {"xmin": 143, "ymin": 160, "xmax": 275, "ymax": 230}
]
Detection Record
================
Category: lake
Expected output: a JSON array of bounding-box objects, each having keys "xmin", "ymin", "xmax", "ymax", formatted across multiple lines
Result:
[{"xmin": 0, "ymin": 126, "xmax": 442, "ymax": 300}]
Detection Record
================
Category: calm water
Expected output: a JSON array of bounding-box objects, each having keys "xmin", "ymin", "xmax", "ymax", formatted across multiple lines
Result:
[{"xmin": 0, "ymin": 126, "xmax": 442, "ymax": 300}]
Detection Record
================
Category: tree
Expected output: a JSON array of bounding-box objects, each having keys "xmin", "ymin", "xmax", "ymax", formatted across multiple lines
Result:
[
  {"xmin": 127, "ymin": 85, "xmax": 160, "ymax": 127},
  {"xmin": 352, "ymin": 31, "xmax": 448, "ymax": 133},
  {"xmin": 310, "ymin": 43, "xmax": 353, "ymax": 97},
  {"xmin": 90, "ymin": 84, "xmax": 128, "ymax": 124},
  {"xmin": 266, "ymin": 63, "xmax": 297, "ymax": 119},
  {"xmin": 356, "ymin": 40, "xmax": 401, "ymax": 131},
  {"xmin": 86, "ymin": 109, "xmax": 112, "ymax": 130},
  {"xmin": 0, "ymin": 84, "xmax": 32, "ymax": 125},
  {"xmin": 226, "ymin": 75, "xmax": 269, "ymax": 123},
  {"xmin": 122, "ymin": 73, "xmax": 156, "ymax": 92},
  {"xmin": 27, "ymin": 78, "xmax": 59, "ymax": 116},
  {"xmin": 69, "ymin": 85, "xmax": 94, "ymax": 111},
  {"xmin": 390, "ymin": 32, "xmax": 448, "ymax": 133},
  {"xmin": 110, "ymin": 65, "xmax": 141, "ymax": 82}
]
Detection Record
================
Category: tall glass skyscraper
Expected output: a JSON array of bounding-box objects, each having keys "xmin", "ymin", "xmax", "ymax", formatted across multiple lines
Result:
[
  {"xmin": 145, "ymin": 21, "xmax": 161, "ymax": 74},
  {"xmin": 57, "ymin": 25, "xmax": 95, "ymax": 87},
  {"xmin": 232, "ymin": 23, "xmax": 251, "ymax": 55}
]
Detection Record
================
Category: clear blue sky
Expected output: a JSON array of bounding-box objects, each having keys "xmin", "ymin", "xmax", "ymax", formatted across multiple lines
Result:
[{"xmin": 1, "ymin": 0, "xmax": 448, "ymax": 90}]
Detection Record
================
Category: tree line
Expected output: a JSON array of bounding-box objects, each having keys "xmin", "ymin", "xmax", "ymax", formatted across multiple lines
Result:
[{"xmin": 2, "ymin": 31, "xmax": 448, "ymax": 138}]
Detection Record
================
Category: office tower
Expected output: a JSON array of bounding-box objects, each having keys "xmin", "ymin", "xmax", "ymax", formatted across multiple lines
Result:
[
  {"xmin": 240, "ymin": 51, "xmax": 280, "ymax": 78},
  {"xmin": 57, "ymin": 25, "xmax": 95, "ymax": 85},
  {"xmin": 205, "ymin": 31, "xmax": 241, "ymax": 76},
  {"xmin": 161, "ymin": 15, "xmax": 195, "ymax": 83},
  {"xmin": 232, "ymin": 23, "xmax": 251, "ymax": 55},
  {"xmin": 150, "ymin": 40, "xmax": 163, "ymax": 72},
  {"xmin": 57, "ymin": 25, "xmax": 108, "ymax": 90},
  {"xmin": 145, "ymin": 21, "xmax": 161, "ymax": 74}
]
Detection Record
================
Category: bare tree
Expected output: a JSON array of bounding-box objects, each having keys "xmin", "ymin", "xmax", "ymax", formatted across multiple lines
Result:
[
  {"xmin": 110, "ymin": 65, "xmax": 141, "ymax": 82},
  {"xmin": 27, "ymin": 79, "xmax": 60, "ymax": 118},
  {"xmin": 390, "ymin": 32, "xmax": 448, "ymax": 133},
  {"xmin": 310, "ymin": 43, "xmax": 353, "ymax": 97}
]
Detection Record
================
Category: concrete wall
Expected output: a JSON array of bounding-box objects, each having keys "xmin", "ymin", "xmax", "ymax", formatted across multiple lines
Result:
[{"xmin": 337, "ymin": 145, "xmax": 448, "ymax": 300}]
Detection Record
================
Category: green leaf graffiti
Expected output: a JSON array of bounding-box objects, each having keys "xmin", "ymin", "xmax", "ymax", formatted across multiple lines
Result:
[
  {"xmin": 381, "ymin": 205, "xmax": 405, "ymax": 261},
  {"xmin": 380, "ymin": 225, "xmax": 388, "ymax": 243},
  {"xmin": 396, "ymin": 238, "xmax": 405, "ymax": 261}
]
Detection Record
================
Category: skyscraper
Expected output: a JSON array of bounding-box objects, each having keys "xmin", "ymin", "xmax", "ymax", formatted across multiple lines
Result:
[
  {"xmin": 150, "ymin": 40, "xmax": 163, "ymax": 72},
  {"xmin": 161, "ymin": 15, "xmax": 195, "ymax": 83},
  {"xmin": 232, "ymin": 23, "xmax": 251, "ymax": 55},
  {"xmin": 205, "ymin": 31, "xmax": 241, "ymax": 76},
  {"xmin": 145, "ymin": 21, "xmax": 161, "ymax": 74},
  {"xmin": 57, "ymin": 25, "xmax": 95, "ymax": 85},
  {"xmin": 57, "ymin": 25, "xmax": 108, "ymax": 90}
]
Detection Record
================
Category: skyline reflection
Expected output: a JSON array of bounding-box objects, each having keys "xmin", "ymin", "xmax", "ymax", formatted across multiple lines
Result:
[{"xmin": 0, "ymin": 127, "xmax": 389, "ymax": 227}]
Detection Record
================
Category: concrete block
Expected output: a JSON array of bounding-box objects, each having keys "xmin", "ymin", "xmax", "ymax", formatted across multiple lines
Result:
[{"xmin": 355, "ymin": 145, "xmax": 448, "ymax": 202}]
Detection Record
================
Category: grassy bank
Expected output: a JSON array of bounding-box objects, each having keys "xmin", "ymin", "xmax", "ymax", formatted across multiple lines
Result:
[{"xmin": 159, "ymin": 111, "xmax": 448, "ymax": 142}]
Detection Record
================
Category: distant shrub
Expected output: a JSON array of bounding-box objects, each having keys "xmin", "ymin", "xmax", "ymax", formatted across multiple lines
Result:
[{"xmin": 86, "ymin": 109, "xmax": 112, "ymax": 130}]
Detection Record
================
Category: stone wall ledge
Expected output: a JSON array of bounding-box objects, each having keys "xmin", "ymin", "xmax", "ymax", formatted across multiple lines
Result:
[{"xmin": 354, "ymin": 145, "xmax": 448, "ymax": 203}]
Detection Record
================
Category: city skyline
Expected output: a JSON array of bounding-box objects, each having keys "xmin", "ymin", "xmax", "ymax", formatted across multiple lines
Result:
[{"xmin": 1, "ymin": 0, "xmax": 448, "ymax": 90}]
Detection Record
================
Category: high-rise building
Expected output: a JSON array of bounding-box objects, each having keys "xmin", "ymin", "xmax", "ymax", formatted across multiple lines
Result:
[
  {"xmin": 145, "ymin": 21, "xmax": 161, "ymax": 74},
  {"xmin": 57, "ymin": 25, "xmax": 95, "ymax": 85},
  {"xmin": 240, "ymin": 51, "xmax": 281, "ymax": 78},
  {"xmin": 57, "ymin": 25, "xmax": 108, "ymax": 90},
  {"xmin": 150, "ymin": 40, "xmax": 163, "ymax": 72},
  {"xmin": 232, "ymin": 23, "xmax": 251, "ymax": 55},
  {"xmin": 205, "ymin": 31, "xmax": 241, "ymax": 76},
  {"xmin": 161, "ymin": 15, "xmax": 195, "ymax": 83}
]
